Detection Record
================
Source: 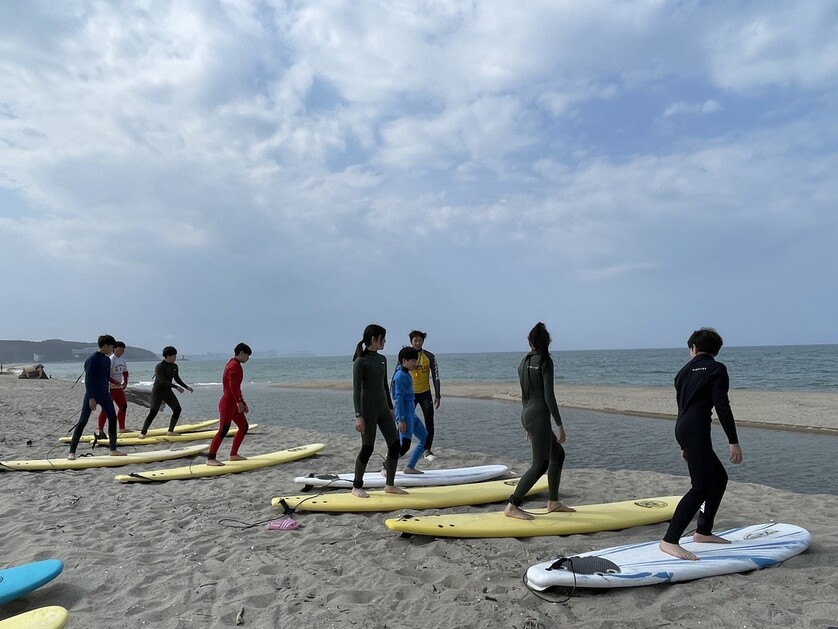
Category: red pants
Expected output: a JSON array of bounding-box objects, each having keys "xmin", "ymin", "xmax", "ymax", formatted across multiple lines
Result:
[
  {"xmin": 98, "ymin": 387, "xmax": 127, "ymax": 432},
  {"xmin": 208, "ymin": 403, "xmax": 249, "ymax": 459}
]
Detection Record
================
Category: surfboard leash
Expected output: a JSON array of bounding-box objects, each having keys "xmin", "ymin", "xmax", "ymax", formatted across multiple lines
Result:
[{"xmin": 521, "ymin": 567, "xmax": 576, "ymax": 603}]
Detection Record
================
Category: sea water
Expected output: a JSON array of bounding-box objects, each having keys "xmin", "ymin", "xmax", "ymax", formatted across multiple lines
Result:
[{"xmin": 39, "ymin": 345, "xmax": 837, "ymax": 496}]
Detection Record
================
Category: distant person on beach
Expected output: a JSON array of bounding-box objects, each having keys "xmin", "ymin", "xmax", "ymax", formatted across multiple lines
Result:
[
  {"xmin": 351, "ymin": 324, "xmax": 407, "ymax": 498},
  {"xmin": 408, "ymin": 330, "xmax": 441, "ymax": 461},
  {"xmin": 139, "ymin": 346, "xmax": 193, "ymax": 438},
  {"xmin": 660, "ymin": 328, "xmax": 743, "ymax": 561},
  {"xmin": 206, "ymin": 343, "xmax": 252, "ymax": 466},
  {"xmin": 504, "ymin": 322, "xmax": 574, "ymax": 520},
  {"xmin": 391, "ymin": 345, "xmax": 428, "ymax": 474},
  {"xmin": 96, "ymin": 341, "xmax": 129, "ymax": 437},
  {"xmin": 67, "ymin": 335, "xmax": 126, "ymax": 460}
]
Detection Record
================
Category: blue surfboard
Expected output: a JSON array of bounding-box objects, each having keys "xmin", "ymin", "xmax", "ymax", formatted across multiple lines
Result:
[{"xmin": 0, "ymin": 559, "xmax": 64, "ymax": 605}]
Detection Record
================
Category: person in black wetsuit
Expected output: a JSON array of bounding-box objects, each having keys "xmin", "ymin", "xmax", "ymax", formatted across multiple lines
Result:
[
  {"xmin": 504, "ymin": 322, "xmax": 575, "ymax": 520},
  {"xmin": 351, "ymin": 324, "xmax": 407, "ymax": 498},
  {"xmin": 139, "ymin": 346, "xmax": 193, "ymax": 438},
  {"xmin": 660, "ymin": 328, "xmax": 744, "ymax": 561}
]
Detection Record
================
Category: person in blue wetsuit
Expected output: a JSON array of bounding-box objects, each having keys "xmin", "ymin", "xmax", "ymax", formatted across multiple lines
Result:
[
  {"xmin": 660, "ymin": 327, "xmax": 744, "ymax": 561},
  {"xmin": 351, "ymin": 324, "xmax": 407, "ymax": 498},
  {"xmin": 67, "ymin": 334, "xmax": 126, "ymax": 460},
  {"xmin": 391, "ymin": 346, "xmax": 428, "ymax": 474},
  {"xmin": 504, "ymin": 322, "xmax": 575, "ymax": 520}
]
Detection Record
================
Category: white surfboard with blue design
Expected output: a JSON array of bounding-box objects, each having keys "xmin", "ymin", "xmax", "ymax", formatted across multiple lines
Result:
[{"xmin": 526, "ymin": 523, "xmax": 810, "ymax": 590}]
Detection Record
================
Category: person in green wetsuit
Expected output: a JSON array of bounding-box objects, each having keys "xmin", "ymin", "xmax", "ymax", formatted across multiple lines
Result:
[
  {"xmin": 504, "ymin": 322, "xmax": 576, "ymax": 520},
  {"xmin": 351, "ymin": 324, "xmax": 408, "ymax": 498}
]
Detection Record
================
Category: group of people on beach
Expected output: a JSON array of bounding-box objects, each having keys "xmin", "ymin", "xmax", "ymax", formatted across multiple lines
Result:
[
  {"xmin": 350, "ymin": 322, "xmax": 744, "ymax": 562},
  {"xmin": 67, "ymin": 336, "xmax": 252, "ymax": 467}
]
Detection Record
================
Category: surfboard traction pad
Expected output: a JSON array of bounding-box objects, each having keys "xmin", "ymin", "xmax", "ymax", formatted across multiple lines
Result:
[{"xmin": 547, "ymin": 556, "xmax": 621, "ymax": 575}]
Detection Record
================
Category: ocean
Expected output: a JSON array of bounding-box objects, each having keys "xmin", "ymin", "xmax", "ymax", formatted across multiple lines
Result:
[{"xmin": 38, "ymin": 344, "xmax": 837, "ymax": 496}]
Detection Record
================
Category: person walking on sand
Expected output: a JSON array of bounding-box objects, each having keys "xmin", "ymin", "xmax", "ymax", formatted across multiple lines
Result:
[
  {"xmin": 504, "ymin": 322, "xmax": 574, "ymax": 520},
  {"xmin": 659, "ymin": 328, "xmax": 744, "ymax": 561},
  {"xmin": 206, "ymin": 343, "xmax": 252, "ymax": 466},
  {"xmin": 139, "ymin": 346, "xmax": 193, "ymax": 438},
  {"xmin": 351, "ymin": 324, "xmax": 407, "ymax": 498},
  {"xmin": 391, "ymin": 346, "xmax": 428, "ymax": 475},
  {"xmin": 408, "ymin": 330, "xmax": 441, "ymax": 461},
  {"xmin": 96, "ymin": 340, "xmax": 130, "ymax": 437},
  {"xmin": 67, "ymin": 335, "xmax": 126, "ymax": 460}
]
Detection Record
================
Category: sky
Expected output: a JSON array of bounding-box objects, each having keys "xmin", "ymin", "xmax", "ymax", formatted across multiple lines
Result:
[{"xmin": 1, "ymin": 1, "xmax": 837, "ymax": 356}]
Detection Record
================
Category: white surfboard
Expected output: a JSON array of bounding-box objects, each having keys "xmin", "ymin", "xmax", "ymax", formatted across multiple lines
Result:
[
  {"xmin": 525, "ymin": 522, "xmax": 811, "ymax": 590},
  {"xmin": 293, "ymin": 464, "xmax": 509, "ymax": 489}
]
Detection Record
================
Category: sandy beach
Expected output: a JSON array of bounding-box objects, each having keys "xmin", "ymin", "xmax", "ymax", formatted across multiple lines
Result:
[{"xmin": 1, "ymin": 375, "xmax": 836, "ymax": 628}]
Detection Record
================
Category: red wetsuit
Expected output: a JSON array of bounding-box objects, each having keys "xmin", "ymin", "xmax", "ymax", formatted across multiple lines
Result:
[
  {"xmin": 98, "ymin": 364, "xmax": 129, "ymax": 432},
  {"xmin": 208, "ymin": 357, "xmax": 249, "ymax": 459}
]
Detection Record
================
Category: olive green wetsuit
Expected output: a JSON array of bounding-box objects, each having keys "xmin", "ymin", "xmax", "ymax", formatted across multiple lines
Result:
[
  {"xmin": 352, "ymin": 350, "xmax": 399, "ymax": 488},
  {"xmin": 509, "ymin": 352, "xmax": 566, "ymax": 506}
]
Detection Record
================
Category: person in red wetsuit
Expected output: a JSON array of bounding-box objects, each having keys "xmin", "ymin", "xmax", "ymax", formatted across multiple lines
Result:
[
  {"xmin": 207, "ymin": 343, "xmax": 252, "ymax": 466},
  {"xmin": 97, "ymin": 341, "xmax": 129, "ymax": 436}
]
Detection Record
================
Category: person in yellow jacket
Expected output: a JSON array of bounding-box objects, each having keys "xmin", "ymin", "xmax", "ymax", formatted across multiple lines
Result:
[{"xmin": 408, "ymin": 330, "xmax": 441, "ymax": 461}]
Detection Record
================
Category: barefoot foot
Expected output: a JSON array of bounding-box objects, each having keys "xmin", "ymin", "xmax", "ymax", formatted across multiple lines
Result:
[
  {"xmin": 504, "ymin": 503, "xmax": 535, "ymax": 520},
  {"xmin": 384, "ymin": 485, "xmax": 408, "ymax": 495},
  {"xmin": 67, "ymin": 453, "xmax": 77, "ymax": 461},
  {"xmin": 109, "ymin": 450, "xmax": 127, "ymax": 457},
  {"xmin": 659, "ymin": 541, "xmax": 699, "ymax": 560},
  {"xmin": 547, "ymin": 500, "xmax": 576, "ymax": 513},
  {"xmin": 351, "ymin": 487, "xmax": 370, "ymax": 498},
  {"xmin": 403, "ymin": 467, "xmax": 424, "ymax": 475},
  {"xmin": 693, "ymin": 533, "xmax": 731, "ymax": 544},
  {"xmin": 229, "ymin": 455, "xmax": 247, "ymax": 461},
  {"xmin": 206, "ymin": 459, "xmax": 224, "ymax": 467}
]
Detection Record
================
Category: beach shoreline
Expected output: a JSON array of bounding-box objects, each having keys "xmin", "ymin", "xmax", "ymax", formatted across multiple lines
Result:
[{"xmin": 276, "ymin": 380, "xmax": 838, "ymax": 435}]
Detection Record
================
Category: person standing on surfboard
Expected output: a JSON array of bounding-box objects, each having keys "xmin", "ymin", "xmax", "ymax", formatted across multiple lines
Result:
[
  {"xmin": 351, "ymin": 324, "xmax": 407, "ymax": 498},
  {"xmin": 96, "ymin": 340, "xmax": 130, "ymax": 437},
  {"xmin": 206, "ymin": 343, "xmax": 252, "ymax": 466},
  {"xmin": 408, "ymin": 330, "xmax": 441, "ymax": 461},
  {"xmin": 138, "ymin": 346, "xmax": 193, "ymax": 438},
  {"xmin": 67, "ymin": 334, "xmax": 126, "ymax": 460},
  {"xmin": 660, "ymin": 328, "xmax": 744, "ymax": 561},
  {"xmin": 391, "ymin": 345, "xmax": 428, "ymax": 475},
  {"xmin": 504, "ymin": 322, "xmax": 575, "ymax": 520}
]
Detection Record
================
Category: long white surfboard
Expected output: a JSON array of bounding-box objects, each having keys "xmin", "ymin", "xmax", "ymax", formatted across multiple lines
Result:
[
  {"xmin": 525, "ymin": 522, "xmax": 811, "ymax": 590},
  {"xmin": 294, "ymin": 464, "xmax": 509, "ymax": 489}
]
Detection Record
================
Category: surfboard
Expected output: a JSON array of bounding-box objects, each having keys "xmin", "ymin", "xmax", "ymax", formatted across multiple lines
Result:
[
  {"xmin": 58, "ymin": 419, "xmax": 218, "ymax": 443},
  {"xmin": 272, "ymin": 476, "xmax": 548, "ymax": 513},
  {"xmin": 0, "ymin": 606, "xmax": 69, "ymax": 629},
  {"xmin": 0, "ymin": 445, "xmax": 207, "ymax": 471},
  {"xmin": 384, "ymin": 496, "xmax": 681, "ymax": 538},
  {"xmin": 294, "ymin": 464, "xmax": 509, "ymax": 489},
  {"xmin": 114, "ymin": 443, "xmax": 325, "ymax": 482},
  {"xmin": 0, "ymin": 559, "xmax": 63, "ymax": 605},
  {"xmin": 525, "ymin": 522, "xmax": 812, "ymax": 590},
  {"xmin": 69, "ymin": 425, "xmax": 256, "ymax": 447}
]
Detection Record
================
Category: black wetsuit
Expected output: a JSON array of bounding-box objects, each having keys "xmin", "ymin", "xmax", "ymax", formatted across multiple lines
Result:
[
  {"xmin": 69, "ymin": 351, "xmax": 118, "ymax": 453},
  {"xmin": 508, "ymin": 352, "xmax": 566, "ymax": 506},
  {"xmin": 352, "ymin": 350, "xmax": 399, "ymax": 488},
  {"xmin": 140, "ymin": 360, "xmax": 189, "ymax": 434},
  {"xmin": 662, "ymin": 353, "xmax": 739, "ymax": 544}
]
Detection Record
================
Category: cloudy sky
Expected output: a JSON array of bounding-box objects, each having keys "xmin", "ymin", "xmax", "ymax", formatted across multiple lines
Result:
[{"xmin": 1, "ymin": 1, "xmax": 836, "ymax": 356}]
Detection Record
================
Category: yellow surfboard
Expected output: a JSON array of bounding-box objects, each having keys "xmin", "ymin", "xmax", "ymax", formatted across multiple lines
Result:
[
  {"xmin": 384, "ymin": 496, "xmax": 681, "ymax": 538},
  {"xmin": 68, "ymin": 425, "xmax": 256, "ymax": 447},
  {"xmin": 114, "ymin": 443, "xmax": 325, "ymax": 482},
  {"xmin": 58, "ymin": 419, "xmax": 219, "ymax": 443},
  {"xmin": 272, "ymin": 476, "xmax": 548, "ymax": 513},
  {"xmin": 0, "ymin": 445, "xmax": 207, "ymax": 471},
  {"xmin": 0, "ymin": 606, "xmax": 68, "ymax": 629}
]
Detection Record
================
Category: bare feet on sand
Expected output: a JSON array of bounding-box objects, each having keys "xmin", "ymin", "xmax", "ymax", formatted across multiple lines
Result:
[
  {"xmin": 693, "ymin": 533, "xmax": 731, "ymax": 544},
  {"xmin": 67, "ymin": 453, "xmax": 76, "ymax": 461},
  {"xmin": 351, "ymin": 487, "xmax": 370, "ymax": 498},
  {"xmin": 384, "ymin": 485, "xmax": 408, "ymax": 495},
  {"xmin": 229, "ymin": 455, "xmax": 247, "ymax": 461},
  {"xmin": 403, "ymin": 467, "xmax": 424, "ymax": 474},
  {"xmin": 547, "ymin": 500, "xmax": 576, "ymax": 513},
  {"xmin": 504, "ymin": 503, "xmax": 534, "ymax": 520},
  {"xmin": 138, "ymin": 433, "xmax": 147, "ymax": 439},
  {"xmin": 659, "ymin": 541, "xmax": 699, "ymax": 561},
  {"xmin": 206, "ymin": 459, "xmax": 225, "ymax": 467},
  {"xmin": 109, "ymin": 450, "xmax": 127, "ymax": 457}
]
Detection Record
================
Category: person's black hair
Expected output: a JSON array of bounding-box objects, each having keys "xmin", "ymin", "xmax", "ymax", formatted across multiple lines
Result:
[
  {"xmin": 114, "ymin": 341, "xmax": 126, "ymax": 349},
  {"xmin": 162, "ymin": 346, "xmax": 178, "ymax": 358},
  {"xmin": 688, "ymin": 328, "xmax": 723, "ymax": 356},
  {"xmin": 527, "ymin": 322, "xmax": 553, "ymax": 366},
  {"xmin": 234, "ymin": 342, "xmax": 252, "ymax": 356},
  {"xmin": 353, "ymin": 324, "xmax": 386, "ymax": 361},
  {"xmin": 398, "ymin": 346, "xmax": 419, "ymax": 364},
  {"xmin": 98, "ymin": 334, "xmax": 116, "ymax": 348},
  {"xmin": 409, "ymin": 330, "xmax": 427, "ymax": 340}
]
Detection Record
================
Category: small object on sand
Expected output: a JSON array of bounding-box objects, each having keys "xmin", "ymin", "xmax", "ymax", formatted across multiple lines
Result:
[
  {"xmin": 266, "ymin": 517, "xmax": 300, "ymax": 531},
  {"xmin": 236, "ymin": 606, "xmax": 244, "ymax": 625}
]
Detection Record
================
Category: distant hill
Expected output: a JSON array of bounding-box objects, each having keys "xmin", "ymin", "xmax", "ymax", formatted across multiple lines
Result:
[{"xmin": 0, "ymin": 339, "xmax": 158, "ymax": 363}]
